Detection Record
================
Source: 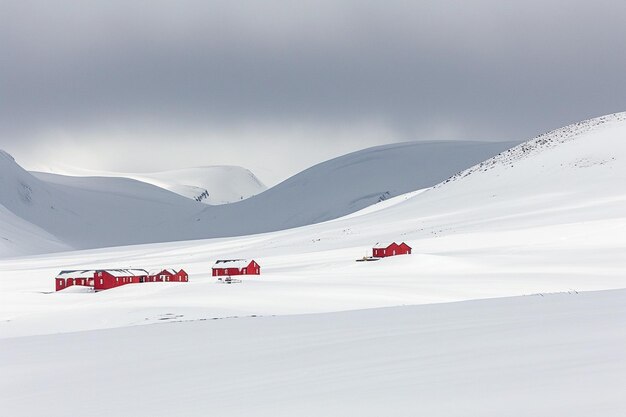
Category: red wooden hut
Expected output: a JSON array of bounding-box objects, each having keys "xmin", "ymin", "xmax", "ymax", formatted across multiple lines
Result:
[
  {"xmin": 212, "ymin": 259, "xmax": 260, "ymax": 277},
  {"xmin": 93, "ymin": 269, "xmax": 149, "ymax": 291},
  {"xmin": 372, "ymin": 242, "xmax": 412, "ymax": 258},
  {"xmin": 55, "ymin": 270, "xmax": 96, "ymax": 292},
  {"xmin": 146, "ymin": 269, "xmax": 189, "ymax": 283}
]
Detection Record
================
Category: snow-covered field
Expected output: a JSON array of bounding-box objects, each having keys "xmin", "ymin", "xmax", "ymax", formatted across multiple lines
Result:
[
  {"xmin": 2, "ymin": 290, "xmax": 625, "ymax": 417},
  {"xmin": 1, "ymin": 113, "xmax": 626, "ymax": 415}
]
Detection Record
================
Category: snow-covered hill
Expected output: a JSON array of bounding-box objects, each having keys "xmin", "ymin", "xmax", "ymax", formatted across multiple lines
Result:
[
  {"xmin": 36, "ymin": 165, "xmax": 267, "ymax": 205},
  {"xmin": 0, "ymin": 141, "xmax": 514, "ymax": 255},
  {"xmin": 0, "ymin": 153, "xmax": 203, "ymax": 253},
  {"xmin": 1, "ymin": 113, "xmax": 626, "ymax": 416},
  {"xmin": 201, "ymin": 140, "xmax": 518, "ymax": 235},
  {"xmin": 127, "ymin": 166, "xmax": 267, "ymax": 204},
  {"xmin": 0, "ymin": 203, "xmax": 70, "ymax": 257}
]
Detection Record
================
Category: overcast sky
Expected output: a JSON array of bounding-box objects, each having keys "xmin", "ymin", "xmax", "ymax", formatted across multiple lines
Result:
[{"xmin": 1, "ymin": 1, "xmax": 625, "ymax": 185}]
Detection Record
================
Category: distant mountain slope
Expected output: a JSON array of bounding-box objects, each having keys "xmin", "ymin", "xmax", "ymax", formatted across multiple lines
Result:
[
  {"xmin": 0, "ymin": 202, "xmax": 70, "ymax": 257},
  {"xmin": 127, "ymin": 166, "xmax": 266, "ymax": 205},
  {"xmin": 0, "ymin": 140, "xmax": 516, "ymax": 255},
  {"xmin": 0, "ymin": 152, "xmax": 201, "ymax": 252},
  {"xmin": 351, "ymin": 112, "xmax": 626, "ymax": 241},
  {"xmin": 194, "ymin": 140, "xmax": 518, "ymax": 236},
  {"xmin": 35, "ymin": 165, "xmax": 267, "ymax": 205}
]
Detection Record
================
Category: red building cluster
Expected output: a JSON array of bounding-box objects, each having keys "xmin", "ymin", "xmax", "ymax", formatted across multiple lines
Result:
[
  {"xmin": 55, "ymin": 268, "xmax": 188, "ymax": 292},
  {"xmin": 372, "ymin": 242, "xmax": 412, "ymax": 258},
  {"xmin": 53, "ymin": 242, "xmax": 414, "ymax": 293}
]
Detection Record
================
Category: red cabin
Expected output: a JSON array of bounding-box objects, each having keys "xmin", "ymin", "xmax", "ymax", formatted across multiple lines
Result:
[
  {"xmin": 146, "ymin": 269, "xmax": 189, "ymax": 283},
  {"xmin": 55, "ymin": 270, "xmax": 96, "ymax": 292},
  {"xmin": 212, "ymin": 259, "xmax": 260, "ymax": 277},
  {"xmin": 372, "ymin": 242, "xmax": 412, "ymax": 258},
  {"xmin": 92, "ymin": 269, "xmax": 149, "ymax": 290}
]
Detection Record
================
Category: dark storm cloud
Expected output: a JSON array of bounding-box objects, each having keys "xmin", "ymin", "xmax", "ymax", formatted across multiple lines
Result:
[{"xmin": 1, "ymin": 0, "xmax": 626, "ymax": 181}]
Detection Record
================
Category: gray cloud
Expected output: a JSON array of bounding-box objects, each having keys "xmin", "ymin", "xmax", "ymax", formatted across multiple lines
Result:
[{"xmin": 1, "ymin": 0, "xmax": 626, "ymax": 184}]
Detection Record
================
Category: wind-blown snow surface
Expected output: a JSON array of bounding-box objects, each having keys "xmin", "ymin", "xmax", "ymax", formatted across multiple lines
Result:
[
  {"xmin": 1, "ymin": 113, "xmax": 626, "ymax": 415},
  {"xmin": 2, "ymin": 291, "xmax": 626, "ymax": 417},
  {"xmin": 35, "ymin": 165, "xmax": 267, "ymax": 205},
  {"xmin": 0, "ymin": 140, "xmax": 514, "ymax": 254},
  {"xmin": 1, "ymin": 113, "xmax": 625, "ymax": 336}
]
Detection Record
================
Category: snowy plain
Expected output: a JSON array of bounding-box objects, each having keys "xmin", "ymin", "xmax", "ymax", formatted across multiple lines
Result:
[
  {"xmin": 1, "ymin": 113, "xmax": 626, "ymax": 415},
  {"xmin": 2, "ymin": 290, "xmax": 625, "ymax": 417}
]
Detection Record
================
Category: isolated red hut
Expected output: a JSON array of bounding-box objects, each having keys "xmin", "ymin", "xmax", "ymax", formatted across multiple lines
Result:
[
  {"xmin": 372, "ymin": 242, "xmax": 412, "ymax": 258},
  {"xmin": 212, "ymin": 259, "xmax": 260, "ymax": 277},
  {"xmin": 146, "ymin": 269, "xmax": 189, "ymax": 283},
  {"xmin": 55, "ymin": 270, "xmax": 96, "ymax": 291}
]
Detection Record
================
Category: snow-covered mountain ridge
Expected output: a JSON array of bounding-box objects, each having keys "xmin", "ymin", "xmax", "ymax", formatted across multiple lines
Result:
[
  {"xmin": 0, "ymin": 140, "xmax": 515, "ymax": 256},
  {"xmin": 3, "ymin": 109, "xmax": 622, "ymax": 259},
  {"xmin": 135, "ymin": 165, "xmax": 266, "ymax": 204},
  {"xmin": 36, "ymin": 165, "xmax": 267, "ymax": 205},
  {"xmin": 442, "ymin": 112, "xmax": 626, "ymax": 185},
  {"xmin": 193, "ymin": 140, "xmax": 518, "ymax": 237}
]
